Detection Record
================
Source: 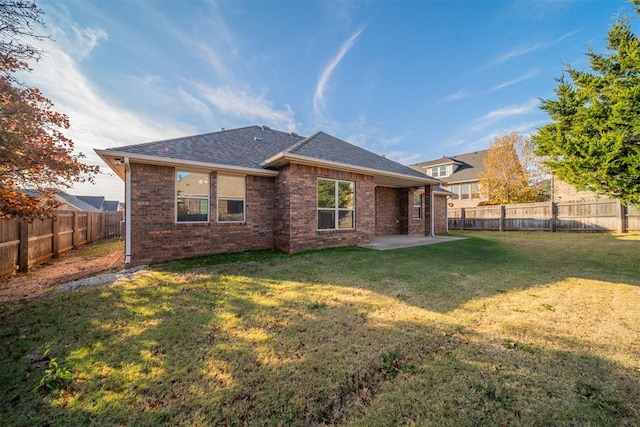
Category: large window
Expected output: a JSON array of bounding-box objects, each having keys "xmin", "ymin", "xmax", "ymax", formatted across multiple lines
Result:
[
  {"xmin": 176, "ymin": 171, "xmax": 209, "ymax": 222},
  {"xmin": 413, "ymin": 193, "xmax": 422, "ymax": 219},
  {"xmin": 217, "ymin": 174, "xmax": 245, "ymax": 222},
  {"xmin": 317, "ymin": 179, "xmax": 355, "ymax": 230},
  {"xmin": 449, "ymin": 183, "xmax": 480, "ymax": 200},
  {"xmin": 431, "ymin": 165, "xmax": 447, "ymax": 178}
]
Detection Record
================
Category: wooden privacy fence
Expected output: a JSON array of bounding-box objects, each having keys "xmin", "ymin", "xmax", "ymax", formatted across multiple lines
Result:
[
  {"xmin": 449, "ymin": 200, "xmax": 640, "ymax": 233},
  {"xmin": 0, "ymin": 210, "xmax": 123, "ymax": 278}
]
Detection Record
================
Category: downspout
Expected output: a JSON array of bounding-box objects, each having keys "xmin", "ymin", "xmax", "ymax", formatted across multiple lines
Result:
[
  {"xmin": 445, "ymin": 195, "xmax": 449, "ymax": 233},
  {"xmin": 430, "ymin": 185, "xmax": 435, "ymax": 237},
  {"xmin": 124, "ymin": 157, "xmax": 132, "ymax": 265}
]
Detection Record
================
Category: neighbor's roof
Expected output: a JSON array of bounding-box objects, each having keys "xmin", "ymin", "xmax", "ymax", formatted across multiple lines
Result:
[
  {"xmin": 55, "ymin": 192, "xmax": 102, "ymax": 212},
  {"xmin": 103, "ymin": 200, "xmax": 120, "ymax": 212},
  {"xmin": 96, "ymin": 126, "xmax": 439, "ymax": 186},
  {"xmin": 409, "ymin": 150, "xmax": 488, "ymax": 184},
  {"xmin": 77, "ymin": 195, "xmax": 105, "ymax": 211}
]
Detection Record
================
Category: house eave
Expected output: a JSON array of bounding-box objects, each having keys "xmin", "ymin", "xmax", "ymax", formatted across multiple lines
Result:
[
  {"xmin": 262, "ymin": 152, "xmax": 441, "ymax": 187},
  {"xmin": 95, "ymin": 149, "xmax": 281, "ymax": 180}
]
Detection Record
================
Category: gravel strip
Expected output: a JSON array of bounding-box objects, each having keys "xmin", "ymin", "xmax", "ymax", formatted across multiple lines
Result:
[{"xmin": 52, "ymin": 265, "xmax": 149, "ymax": 294}]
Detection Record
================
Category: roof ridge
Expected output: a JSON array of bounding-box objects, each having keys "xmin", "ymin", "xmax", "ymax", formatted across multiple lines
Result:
[
  {"xmin": 282, "ymin": 131, "xmax": 322, "ymax": 154},
  {"xmin": 105, "ymin": 125, "xmax": 269, "ymax": 151}
]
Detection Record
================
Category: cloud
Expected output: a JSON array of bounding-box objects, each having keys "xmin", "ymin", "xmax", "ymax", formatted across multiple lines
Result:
[
  {"xmin": 471, "ymin": 99, "xmax": 540, "ymax": 131},
  {"xmin": 20, "ymin": 20, "xmax": 193, "ymax": 201},
  {"xmin": 440, "ymin": 89, "xmax": 470, "ymax": 103},
  {"xmin": 383, "ymin": 150, "xmax": 422, "ymax": 165},
  {"xmin": 381, "ymin": 132, "xmax": 409, "ymax": 148},
  {"xmin": 488, "ymin": 69, "xmax": 540, "ymax": 91},
  {"xmin": 479, "ymin": 30, "xmax": 581, "ymax": 71},
  {"xmin": 314, "ymin": 27, "xmax": 364, "ymax": 120},
  {"xmin": 69, "ymin": 25, "xmax": 108, "ymax": 59},
  {"xmin": 191, "ymin": 83, "xmax": 296, "ymax": 132}
]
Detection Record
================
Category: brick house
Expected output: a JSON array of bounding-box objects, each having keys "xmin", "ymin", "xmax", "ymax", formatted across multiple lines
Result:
[{"xmin": 96, "ymin": 126, "xmax": 442, "ymax": 266}]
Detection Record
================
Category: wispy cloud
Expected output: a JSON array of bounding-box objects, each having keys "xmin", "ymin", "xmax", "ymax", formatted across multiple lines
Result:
[
  {"xmin": 192, "ymin": 83, "xmax": 296, "ymax": 131},
  {"xmin": 440, "ymin": 89, "xmax": 470, "ymax": 103},
  {"xmin": 471, "ymin": 99, "xmax": 540, "ymax": 131},
  {"xmin": 314, "ymin": 27, "xmax": 364, "ymax": 120},
  {"xmin": 479, "ymin": 30, "xmax": 581, "ymax": 71},
  {"xmin": 488, "ymin": 69, "xmax": 540, "ymax": 92},
  {"xmin": 381, "ymin": 132, "xmax": 409, "ymax": 148},
  {"xmin": 22, "ymin": 20, "xmax": 193, "ymax": 201}
]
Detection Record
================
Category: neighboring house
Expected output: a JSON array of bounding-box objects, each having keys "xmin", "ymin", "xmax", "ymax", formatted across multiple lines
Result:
[
  {"xmin": 408, "ymin": 150, "xmax": 488, "ymax": 208},
  {"xmin": 76, "ymin": 195, "xmax": 121, "ymax": 212},
  {"xmin": 21, "ymin": 189, "xmax": 102, "ymax": 212},
  {"xmin": 551, "ymin": 175, "xmax": 612, "ymax": 203},
  {"xmin": 96, "ymin": 125, "xmax": 443, "ymax": 266}
]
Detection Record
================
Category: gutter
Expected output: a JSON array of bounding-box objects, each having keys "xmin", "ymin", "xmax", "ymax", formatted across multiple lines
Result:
[{"xmin": 95, "ymin": 149, "xmax": 280, "ymax": 180}]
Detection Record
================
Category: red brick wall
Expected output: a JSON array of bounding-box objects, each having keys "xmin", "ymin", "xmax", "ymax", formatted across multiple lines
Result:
[
  {"xmin": 275, "ymin": 163, "xmax": 375, "ymax": 253},
  {"xmin": 128, "ymin": 163, "xmax": 275, "ymax": 266},
  {"xmin": 375, "ymin": 187, "xmax": 401, "ymax": 235},
  {"xmin": 434, "ymin": 194, "xmax": 448, "ymax": 233}
]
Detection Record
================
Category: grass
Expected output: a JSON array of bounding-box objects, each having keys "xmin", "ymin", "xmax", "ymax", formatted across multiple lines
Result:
[
  {"xmin": 0, "ymin": 232, "xmax": 638, "ymax": 426},
  {"xmin": 74, "ymin": 238, "xmax": 123, "ymax": 260}
]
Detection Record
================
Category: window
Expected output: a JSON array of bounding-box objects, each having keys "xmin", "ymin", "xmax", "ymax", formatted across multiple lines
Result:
[
  {"xmin": 448, "ymin": 183, "xmax": 480, "ymax": 200},
  {"xmin": 176, "ymin": 171, "xmax": 209, "ymax": 222},
  {"xmin": 450, "ymin": 185, "xmax": 460, "ymax": 199},
  {"xmin": 461, "ymin": 184, "xmax": 471, "ymax": 199},
  {"xmin": 317, "ymin": 179, "xmax": 355, "ymax": 230},
  {"xmin": 413, "ymin": 193, "xmax": 422, "ymax": 219},
  {"xmin": 217, "ymin": 174, "xmax": 245, "ymax": 222},
  {"xmin": 431, "ymin": 165, "xmax": 447, "ymax": 178}
]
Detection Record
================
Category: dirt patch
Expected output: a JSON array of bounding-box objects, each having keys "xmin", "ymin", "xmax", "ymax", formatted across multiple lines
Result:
[{"xmin": 0, "ymin": 246, "xmax": 124, "ymax": 304}]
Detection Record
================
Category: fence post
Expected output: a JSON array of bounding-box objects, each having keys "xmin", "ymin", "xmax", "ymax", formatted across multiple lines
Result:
[
  {"xmin": 18, "ymin": 219, "xmax": 29, "ymax": 273},
  {"xmin": 618, "ymin": 201, "xmax": 627, "ymax": 233},
  {"xmin": 52, "ymin": 214, "xmax": 60, "ymax": 258},
  {"xmin": 499, "ymin": 205, "xmax": 505, "ymax": 232},
  {"xmin": 71, "ymin": 212, "xmax": 77, "ymax": 249},
  {"xmin": 550, "ymin": 201, "xmax": 557, "ymax": 232},
  {"xmin": 460, "ymin": 208, "xmax": 465, "ymax": 231}
]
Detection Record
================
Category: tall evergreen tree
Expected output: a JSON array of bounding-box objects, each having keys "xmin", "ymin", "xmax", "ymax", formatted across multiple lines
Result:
[{"xmin": 533, "ymin": 6, "xmax": 640, "ymax": 207}]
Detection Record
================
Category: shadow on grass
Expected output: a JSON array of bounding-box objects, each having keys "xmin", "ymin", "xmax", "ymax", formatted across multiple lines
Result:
[{"xmin": 0, "ymin": 232, "xmax": 638, "ymax": 425}]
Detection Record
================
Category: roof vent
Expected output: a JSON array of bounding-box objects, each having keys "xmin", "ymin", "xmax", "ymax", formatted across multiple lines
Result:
[
  {"xmin": 260, "ymin": 125, "xmax": 271, "ymax": 131},
  {"xmin": 289, "ymin": 131, "xmax": 300, "ymax": 137},
  {"xmin": 254, "ymin": 136, "xmax": 263, "ymax": 142}
]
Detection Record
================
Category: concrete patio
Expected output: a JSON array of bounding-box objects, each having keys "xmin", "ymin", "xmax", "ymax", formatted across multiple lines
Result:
[{"xmin": 360, "ymin": 235, "xmax": 465, "ymax": 250}]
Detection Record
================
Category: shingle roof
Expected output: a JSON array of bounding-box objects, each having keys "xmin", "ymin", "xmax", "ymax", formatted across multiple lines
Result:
[
  {"xmin": 286, "ymin": 132, "xmax": 429, "ymax": 179},
  {"xmin": 101, "ymin": 126, "xmax": 433, "ymax": 181},
  {"xmin": 56, "ymin": 192, "xmax": 102, "ymax": 211},
  {"xmin": 409, "ymin": 150, "xmax": 488, "ymax": 184},
  {"xmin": 104, "ymin": 126, "xmax": 304, "ymax": 169},
  {"xmin": 103, "ymin": 200, "xmax": 120, "ymax": 212},
  {"xmin": 77, "ymin": 195, "xmax": 105, "ymax": 210}
]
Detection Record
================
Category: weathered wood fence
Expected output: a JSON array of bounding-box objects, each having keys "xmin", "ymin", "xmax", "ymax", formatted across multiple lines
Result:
[
  {"xmin": 449, "ymin": 200, "xmax": 640, "ymax": 233},
  {"xmin": 0, "ymin": 210, "xmax": 123, "ymax": 278}
]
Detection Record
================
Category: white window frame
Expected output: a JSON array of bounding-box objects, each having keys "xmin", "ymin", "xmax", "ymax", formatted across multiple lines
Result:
[
  {"xmin": 431, "ymin": 165, "xmax": 447, "ymax": 178},
  {"xmin": 217, "ymin": 174, "xmax": 246, "ymax": 223},
  {"xmin": 317, "ymin": 178, "xmax": 355, "ymax": 231},
  {"xmin": 413, "ymin": 192, "xmax": 422, "ymax": 219},
  {"xmin": 175, "ymin": 170, "xmax": 210, "ymax": 223}
]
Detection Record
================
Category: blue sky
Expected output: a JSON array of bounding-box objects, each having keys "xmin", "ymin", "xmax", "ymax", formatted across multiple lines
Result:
[{"xmin": 24, "ymin": 0, "xmax": 638, "ymax": 201}]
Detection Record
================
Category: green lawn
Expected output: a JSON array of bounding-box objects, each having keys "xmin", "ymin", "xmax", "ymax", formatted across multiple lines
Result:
[{"xmin": 1, "ymin": 232, "xmax": 638, "ymax": 426}]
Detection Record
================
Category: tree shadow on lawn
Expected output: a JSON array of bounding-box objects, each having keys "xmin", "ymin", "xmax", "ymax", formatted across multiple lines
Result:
[
  {"xmin": 1, "ymin": 251, "xmax": 639, "ymax": 426},
  {"xmin": 233, "ymin": 232, "xmax": 640, "ymax": 314}
]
